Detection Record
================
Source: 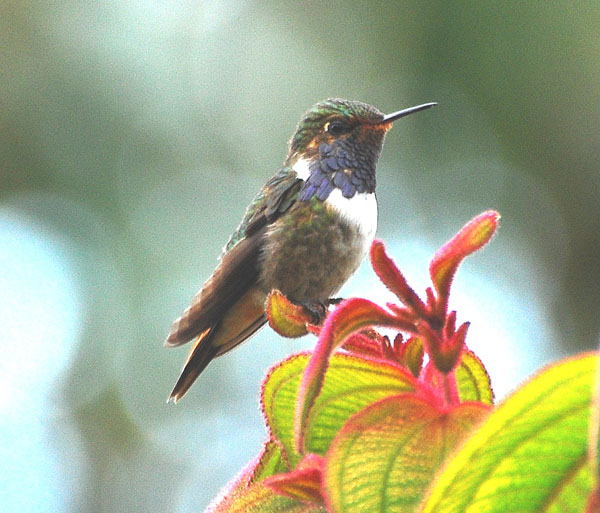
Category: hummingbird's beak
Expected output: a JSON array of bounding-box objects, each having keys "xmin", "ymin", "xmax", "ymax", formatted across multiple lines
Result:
[{"xmin": 381, "ymin": 102, "xmax": 437, "ymax": 124}]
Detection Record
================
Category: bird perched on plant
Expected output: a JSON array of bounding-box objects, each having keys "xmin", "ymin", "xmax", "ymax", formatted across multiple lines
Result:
[{"xmin": 165, "ymin": 98, "xmax": 436, "ymax": 402}]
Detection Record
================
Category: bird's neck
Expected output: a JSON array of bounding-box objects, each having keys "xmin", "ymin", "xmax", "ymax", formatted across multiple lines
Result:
[{"xmin": 291, "ymin": 150, "xmax": 376, "ymax": 203}]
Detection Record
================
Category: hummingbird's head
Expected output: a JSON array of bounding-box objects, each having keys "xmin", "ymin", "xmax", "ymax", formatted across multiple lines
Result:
[
  {"xmin": 289, "ymin": 99, "xmax": 436, "ymax": 200},
  {"xmin": 289, "ymin": 99, "xmax": 388, "ymax": 160}
]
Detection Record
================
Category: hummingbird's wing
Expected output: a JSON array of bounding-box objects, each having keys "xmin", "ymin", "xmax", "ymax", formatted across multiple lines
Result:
[
  {"xmin": 166, "ymin": 169, "xmax": 303, "ymax": 402},
  {"xmin": 164, "ymin": 230, "xmax": 266, "ymax": 348},
  {"xmin": 222, "ymin": 166, "xmax": 303, "ymax": 252},
  {"xmin": 165, "ymin": 168, "xmax": 302, "ymax": 347}
]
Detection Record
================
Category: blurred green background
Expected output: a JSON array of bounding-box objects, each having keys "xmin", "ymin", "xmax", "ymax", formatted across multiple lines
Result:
[{"xmin": 1, "ymin": 1, "xmax": 599, "ymax": 512}]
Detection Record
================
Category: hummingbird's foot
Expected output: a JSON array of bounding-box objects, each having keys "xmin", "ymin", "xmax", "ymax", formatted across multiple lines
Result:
[
  {"xmin": 300, "ymin": 297, "xmax": 344, "ymax": 325},
  {"xmin": 299, "ymin": 301, "xmax": 329, "ymax": 325}
]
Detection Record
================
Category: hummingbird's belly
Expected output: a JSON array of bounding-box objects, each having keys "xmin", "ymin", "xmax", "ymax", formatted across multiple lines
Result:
[{"xmin": 259, "ymin": 192, "xmax": 377, "ymax": 302}]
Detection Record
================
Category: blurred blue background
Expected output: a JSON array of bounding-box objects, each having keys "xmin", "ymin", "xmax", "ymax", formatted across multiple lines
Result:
[{"xmin": 1, "ymin": 1, "xmax": 599, "ymax": 511}]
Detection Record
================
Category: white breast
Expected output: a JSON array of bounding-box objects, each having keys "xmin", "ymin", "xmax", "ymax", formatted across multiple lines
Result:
[
  {"xmin": 292, "ymin": 157, "xmax": 378, "ymax": 252},
  {"xmin": 325, "ymin": 189, "xmax": 378, "ymax": 244}
]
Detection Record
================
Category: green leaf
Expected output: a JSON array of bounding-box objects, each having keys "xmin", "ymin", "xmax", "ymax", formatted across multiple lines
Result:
[
  {"xmin": 421, "ymin": 353, "xmax": 597, "ymax": 513},
  {"xmin": 266, "ymin": 289, "xmax": 312, "ymax": 338},
  {"xmin": 264, "ymin": 453, "xmax": 325, "ymax": 504},
  {"xmin": 207, "ymin": 440, "xmax": 291, "ymax": 512},
  {"xmin": 250, "ymin": 439, "xmax": 291, "ymax": 484},
  {"xmin": 324, "ymin": 395, "xmax": 489, "ymax": 512},
  {"xmin": 456, "ymin": 350, "xmax": 494, "ymax": 405},
  {"xmin": 403, "ymin": 336, "xmax": 425, "ymax": 378},
  {"xmin": 208, "ymin": 480, "xmax": 326, "ymax": 513},
  {"xmin": 592, "ymin": 347, "xmax": 600, "ymax": 489},
  {"xmin": 262, "ymin": 353, "xmax": 417, "ymax": 466},
  {"xmin": 295, "ymin": 298, "xmax": 412, "ymax": 453}
]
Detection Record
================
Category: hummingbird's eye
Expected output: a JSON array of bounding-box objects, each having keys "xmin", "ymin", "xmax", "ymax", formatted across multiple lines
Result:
[{"xmin": 324, "ymin": 119, "xmax": 348, "ymax": 135}]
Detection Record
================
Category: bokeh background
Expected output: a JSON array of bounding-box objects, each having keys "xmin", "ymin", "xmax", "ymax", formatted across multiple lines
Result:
[{"xmin": 2, "ymin": 1, "xmax": 599, "ymax": 512}]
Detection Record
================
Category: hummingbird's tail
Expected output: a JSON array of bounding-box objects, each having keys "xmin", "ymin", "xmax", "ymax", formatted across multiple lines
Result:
[
  {"xmin": 167, "ymin": 326, "xmax": 220, "ymax": 403},
  {"xmin": 167, "ymin": 312, "xmax": 266, "ymax": 403},
  {"xmin": 167, "ymin": 287, "xmax": 268, "ymax": 402},
  {"xmin": 165, "ymin": 214, "xmax": 268, "ymax": 399}
]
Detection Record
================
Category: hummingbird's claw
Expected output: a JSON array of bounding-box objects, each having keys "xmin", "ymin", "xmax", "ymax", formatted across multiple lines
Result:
[
  {"xmin": 299, "ymin": 301, "xmax": 329, "ymax": 325},
  {"xmin": 299, "ymin": 297, "xmax": 344, "ymax": 325}
]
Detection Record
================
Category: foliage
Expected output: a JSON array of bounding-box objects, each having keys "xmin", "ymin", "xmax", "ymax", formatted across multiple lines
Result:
[{"xmin": 204, "ymin": 212, "xmax": 599, "ymax": 513}]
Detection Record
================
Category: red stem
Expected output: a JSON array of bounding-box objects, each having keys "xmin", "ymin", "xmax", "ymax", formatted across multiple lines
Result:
[{"xmin": 442, "ymin": 370, "xmax": 460, "ymax": 406}]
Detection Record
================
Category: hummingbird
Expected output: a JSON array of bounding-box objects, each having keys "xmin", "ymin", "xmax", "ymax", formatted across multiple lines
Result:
[{"xmin": 165, "ymin": 98, "xmax": 436, "ymax": 402}]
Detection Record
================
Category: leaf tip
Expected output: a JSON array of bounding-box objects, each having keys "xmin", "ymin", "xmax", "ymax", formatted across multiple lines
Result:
[{"xmin": 266, "ymin": 289, "xmax": 312, "ymax": 338}]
